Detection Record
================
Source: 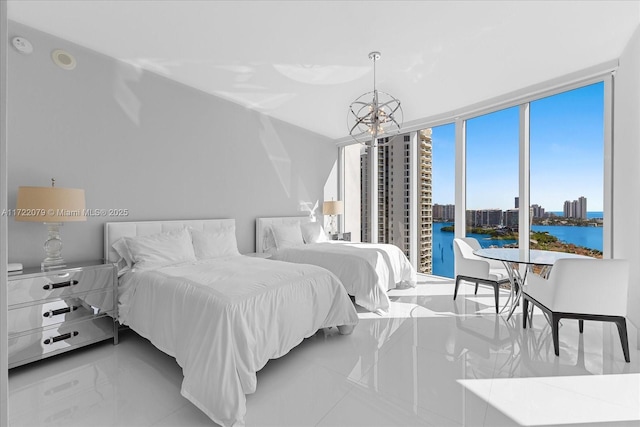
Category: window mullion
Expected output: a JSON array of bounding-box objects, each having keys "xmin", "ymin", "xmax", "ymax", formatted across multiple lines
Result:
[{"xmin": 519, "ymin": 103, "xmax": 530, "ymax": 257}]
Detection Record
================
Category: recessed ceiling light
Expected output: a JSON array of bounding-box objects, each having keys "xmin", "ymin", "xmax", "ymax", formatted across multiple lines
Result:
[{"xmin": 51, "ymin": 49, "xmax": 76, "ymax": 70}]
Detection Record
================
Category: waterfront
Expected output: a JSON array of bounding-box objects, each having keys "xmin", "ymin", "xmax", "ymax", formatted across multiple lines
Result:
[{"xmin": 432, "ymin": 219, "xmax": 603, "ymax": 278}]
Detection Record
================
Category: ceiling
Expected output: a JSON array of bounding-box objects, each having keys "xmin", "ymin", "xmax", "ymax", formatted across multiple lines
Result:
[{"xmin": 7, "ymin": 1, "xmax": 640, "ymax": 140}]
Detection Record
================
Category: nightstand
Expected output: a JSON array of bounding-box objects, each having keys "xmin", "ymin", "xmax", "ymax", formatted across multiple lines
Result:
[{"xmin": 8, "ymin": 261, "xmax": 118, "ymax": 369}]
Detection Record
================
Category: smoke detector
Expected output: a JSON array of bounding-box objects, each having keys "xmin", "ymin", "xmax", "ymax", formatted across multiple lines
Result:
[{"xmin": 11, "ymin": 37, "xmax": 33, "ymax": 54}]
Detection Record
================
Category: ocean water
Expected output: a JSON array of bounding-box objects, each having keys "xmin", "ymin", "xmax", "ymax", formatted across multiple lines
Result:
[
  {"xmin": 551, "ymin": 211, "xmax": 603, "ymax": 219},
  {"xmin": 432, "ymin": 215, "xmax": 603, "ymax": 278}
]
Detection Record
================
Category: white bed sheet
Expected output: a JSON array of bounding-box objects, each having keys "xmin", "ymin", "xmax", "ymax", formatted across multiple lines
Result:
[
  {"xmin": 118, "ymin": 256, "xmax": 358, "ymax": 427},
  {"xmin": 270, "ymin": 241, "xmax": 417, "ymax": 314}
]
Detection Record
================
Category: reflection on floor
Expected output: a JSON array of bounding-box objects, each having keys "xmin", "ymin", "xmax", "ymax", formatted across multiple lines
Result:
[{"xmin": 9, "ymin": 274, "xmax": 640, "ymax": 426}]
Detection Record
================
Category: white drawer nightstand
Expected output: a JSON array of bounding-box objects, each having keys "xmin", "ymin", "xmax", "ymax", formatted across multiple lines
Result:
[{"xmin": 7, "ymin": 261, "xmax": 118, "ymax": 369}]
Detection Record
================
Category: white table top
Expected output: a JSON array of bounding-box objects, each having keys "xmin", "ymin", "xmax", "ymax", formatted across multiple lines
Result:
[{"xmin": 474, "ymin": 248, "xmax": 592, "ymax": 265}]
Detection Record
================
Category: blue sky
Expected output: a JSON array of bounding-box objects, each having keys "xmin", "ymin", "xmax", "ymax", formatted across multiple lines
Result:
[{"xmin": 431, "ymin": 82, "xmax": 604, "ymax": 211}]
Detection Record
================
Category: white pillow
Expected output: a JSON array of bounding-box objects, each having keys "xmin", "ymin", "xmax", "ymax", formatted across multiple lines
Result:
[
  {"xmin": 190, "ymin": 226, "xmax": 240, "ymax": 260},
  {"xmin": 271, "ymin": 223, "xmax": 304, "ymax": 249},
  {"xmin": 300, "ymin": 222, "xmax": 328, "ymax": 244},
  {"xmin": 125, "ymin": 228, "xmax": 196, "ymax": 271}
]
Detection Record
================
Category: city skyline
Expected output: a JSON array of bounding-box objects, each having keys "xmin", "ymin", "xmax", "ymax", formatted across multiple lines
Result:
[
  {"xmin": 434, "ymin": 194, "xmax": 596, "ymax": 217},
  {"xmin": 434, "ymin": 199, "xmax": 598, "ymax": 224},
  {"xmin": 430, "ymin": 82, "xmax": 604, "ymax": 211}
]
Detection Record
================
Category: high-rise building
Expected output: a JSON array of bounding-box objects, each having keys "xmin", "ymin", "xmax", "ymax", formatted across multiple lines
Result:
[
  {"xmin": 418, "ymin": 130, "xmax": 433, "ymax": 274},
  {"xmin": 563, "ymin": 200, "xmax": 573, "ymax": 218},
  {"xmin": 360, "ymin": 151, "xmax": 370, "ymax": 242},
  {"xmin": 531, "ymin": 204, "xmax": 546, "ymax": 218},
  {"xmin": 577, "ymin": 196, "xmax": 587, "ymax": 219},
  {"xmin": 503, "ymin": 209, "xmax": 519, "ymax": 228},
  {"xmin": 482, "ymin": 209, "xmax": 503, "ymax": 227},
  {"xmin": 514, "ymin": 197, "xmax": 519, "ymax": 209},
  {"xmin": 360, "ymin": 130, "xmax": 433, "ymax": 274},
  {"xmin": 466, "ymin": 209, "xmax": 502, "ymax": 227},
  {"xmin": 563, "ymin": 196, "xmax": 587, "ymax": 219},
  {"xmin": 433, "ymin": 204, "xmax": 455, "ymax": 221}
]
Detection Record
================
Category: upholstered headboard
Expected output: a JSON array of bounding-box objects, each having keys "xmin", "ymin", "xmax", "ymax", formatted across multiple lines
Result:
[
  {"xmin": 104, "ymin": 219, "xmax": 235, "ymax": 263},
  {"xmin": 255, "ymin": 216, "xmax": 311, "ymax": 253}
]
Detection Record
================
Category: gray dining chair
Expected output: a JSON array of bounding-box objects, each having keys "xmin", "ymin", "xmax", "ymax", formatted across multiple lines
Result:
[
  {"xmin": 523, "ymin": 258, "xmax": 630, "ymax": 363},
  {"xmin": 453, "ymin": 237, "xmax": 510, "ymax": 313}
]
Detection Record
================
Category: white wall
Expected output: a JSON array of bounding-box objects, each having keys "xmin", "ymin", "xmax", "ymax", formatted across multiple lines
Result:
[
  {"xmin": 1, "ymin": 3, "xmax": 9, "ymax": 425},
  {"xmin": 7, "ymin": 22, "xmax": 337, "ymax": 266},
  {"xmin": 613, "ymin": 24, "xmax": 640, "ymax": 344}
]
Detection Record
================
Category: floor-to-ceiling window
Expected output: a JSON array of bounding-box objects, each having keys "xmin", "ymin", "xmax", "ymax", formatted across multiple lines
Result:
[
  {"xmin": 529, "ymin": 82, "xmax": 604, "ymax": 258},
  {"xmin": 465, "ymin": 107, "xmax": 520, "ymax": 248},
  {"xmin": 339, "ymin": 76, "xmax": 611, "ymax": 275},
  {"xmin": 430, "ymin": 124, "xmax": 456, "ymax": 277}
]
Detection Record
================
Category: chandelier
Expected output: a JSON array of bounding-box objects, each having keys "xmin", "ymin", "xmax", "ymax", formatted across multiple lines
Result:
[{"xmin": 347, "ymin": 51, "xmax": 403, "ymax": 146}]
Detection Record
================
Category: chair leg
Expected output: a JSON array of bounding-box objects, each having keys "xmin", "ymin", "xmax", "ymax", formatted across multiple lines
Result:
[
  {"xmin": 453, "ymin": 276, "xmax": 461, "ymax": 300},
  {"xmin": 552, "ymin": 314, "xmax": 561, "ymax": 357},
  {"xmin": 474, "ymin": 282, "xmax": 479, "ymax": 295},
  {"xmin": 522, "ymin": 296, "xmax": 529, "ymax": 329},
  {"xmin": 579, "ymin": 319, "xmax": 584, "ymax": 333},
  {"xmin": 493, "ymin": 284, "xmax": 499, "ymax": 313},
  {"xmin": 614, "ymin": 318, "xmax": 630, "ymax": 363}
]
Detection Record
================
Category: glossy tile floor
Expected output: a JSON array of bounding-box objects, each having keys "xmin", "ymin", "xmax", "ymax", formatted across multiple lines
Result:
[{"xmin": 9, "ymin": 274, "xmax": 640, "ymax": 426}]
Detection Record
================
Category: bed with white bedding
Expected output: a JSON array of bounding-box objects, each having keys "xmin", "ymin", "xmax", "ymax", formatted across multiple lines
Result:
[
  {"xmin": 105, "ymin": 219, "xmax": 358, "ymax": 427},
  {"xmin": 256, "ymin": 216, "xmax": 417, "ymax": 314}
]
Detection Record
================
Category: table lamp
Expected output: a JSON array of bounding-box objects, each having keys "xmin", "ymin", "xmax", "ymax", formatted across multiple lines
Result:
[
  {"xmin": 323, "ymin": 200, "xmax": 343, "ymax": 236},
  {"xmin": 15, "ymin": 179, "xmax": 86, "ymax": 270}
]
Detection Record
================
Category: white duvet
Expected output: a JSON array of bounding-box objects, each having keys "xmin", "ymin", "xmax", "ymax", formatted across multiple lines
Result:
[
  {"xmin": 118, "ymin": 256, "xmax": 358, "ymax": 427},
  {"xmin": 270, "ymin": 242, "xmax": 417, "ymax": 314}
]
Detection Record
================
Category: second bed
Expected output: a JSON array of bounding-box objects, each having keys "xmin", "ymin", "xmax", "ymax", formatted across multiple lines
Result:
[{"xmin": 256, "ymin": 216, "xmax": 416, "ymax": 314}]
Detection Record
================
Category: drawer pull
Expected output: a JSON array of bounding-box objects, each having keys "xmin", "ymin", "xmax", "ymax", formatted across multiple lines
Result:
[
  {"xmin": 43, "ymin": 306, "xmax": 78, "ymax": 318},
  {"xmin": 43, "ymin": 280, "xmax": 78, "ymax": 291},
  {"xmin": 43, "ymin": 331, "xmax": 79, "ymax": 345}
]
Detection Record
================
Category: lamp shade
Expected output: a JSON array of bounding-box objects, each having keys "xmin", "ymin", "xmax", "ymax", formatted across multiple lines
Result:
[
  {"xmin": 15, "ymin": 186, "xmax": 86, "ymax": 222},
  {"xmin": 323, "ymin": 200, "xmax": 344, "ymax": 216}
]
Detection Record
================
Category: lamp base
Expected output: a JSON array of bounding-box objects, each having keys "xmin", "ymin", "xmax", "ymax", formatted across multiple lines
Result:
[
  {"xmin": 41, "ymin": 222, "xmax": 66, "ymax": 271},
  {"xmin": 41, "ymin": 259, "xmax": 66, "ymax": 271},
  {"xmin": 328, "ymin": 215, "xmax": 337, "ymax": 235}
]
